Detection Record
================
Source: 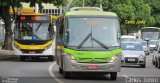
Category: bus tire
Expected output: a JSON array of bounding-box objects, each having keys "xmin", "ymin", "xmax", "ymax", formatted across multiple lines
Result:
[
  {"xmin": 110, "ymin": 72, "xmax": 117, "ymax": 80},
  {"xmin": 20, "ymin": 56, "xmax": 26, "ymax": 61},
  {"xmin": 59, "ymin": 67, "xmax": 63, "ymax": 74},
  {"xmin": 64, "ymin": 72, "xmax": 71, "ymax": 79},
  {"xmin": 48, "ymin": 56, "xmax": 54, "ymax": 61}
]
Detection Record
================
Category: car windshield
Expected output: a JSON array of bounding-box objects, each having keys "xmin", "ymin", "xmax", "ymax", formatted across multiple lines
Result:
[
  {"xmin": 14, "ymin": 22, "xmax": 53, "ymax": 40},
  {"xmin": 121, "ymin": 42, "xmax": 143, "ymax": 51},
  {"xmin": 65, "ymin": 17, "xmax": 120, "ymax": 49},
  {"xmin": 121, "ymin": 38, "xmax": 136, "ymax": 41},
  {"xmin": 142, "ymin": 41, "xmax": 147, "ymax": 46}
]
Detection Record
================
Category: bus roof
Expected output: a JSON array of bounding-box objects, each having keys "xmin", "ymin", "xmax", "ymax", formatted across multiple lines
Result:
[
  {"xmin": 64, "ymin": 11, "xmax": 118, "ymax": 17},
  {"xmin": 141, "ymin": 27, "xmax": 160, "ymax": 30}
]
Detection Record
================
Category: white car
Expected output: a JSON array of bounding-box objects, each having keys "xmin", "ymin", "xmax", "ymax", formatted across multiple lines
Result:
[{"xmin": 121, "ymin": 41, "xmax": 146, "ymax": 68}]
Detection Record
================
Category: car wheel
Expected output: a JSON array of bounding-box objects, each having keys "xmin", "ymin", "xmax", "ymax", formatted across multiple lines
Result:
[
  {"xmin": 140, "ymin": 64, "xmax": 146, "ymax": 68},
  {"xmin": 110, "ymin": 72, "xmax": 117, "ymax": 80}
]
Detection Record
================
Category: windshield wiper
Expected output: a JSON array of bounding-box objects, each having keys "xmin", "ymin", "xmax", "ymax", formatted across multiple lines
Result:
[
  {"xmin": 36, "ymin": 23, "xmax": 42, "ymax": 31},
  {"xmin": 77, "ymin": 33, "xmax": 91, "ymax": 49},
  {"xmin": 91, "ymin": 37, "xmax": 109, "ymax": 49}
]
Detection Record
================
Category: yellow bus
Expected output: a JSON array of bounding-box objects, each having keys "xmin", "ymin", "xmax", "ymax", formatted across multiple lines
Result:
[{"xmin": 13, "ymin": 13, "xmax": 57, "ymax": 61}]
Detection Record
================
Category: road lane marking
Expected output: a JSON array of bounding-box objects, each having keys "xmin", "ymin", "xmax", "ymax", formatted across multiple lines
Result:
[
  {"xmin": 48, "ymin": 62, "xmax": 63, "ymax": 83},
  {"xmin": 122, "ymin": 75, "xmax": 129, "ymax": 78}
]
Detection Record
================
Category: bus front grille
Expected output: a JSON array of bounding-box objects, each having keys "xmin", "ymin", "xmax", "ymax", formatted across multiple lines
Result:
[{"xmin": 21, "ymin": 49, "xmax": 44, "ymax": 54}]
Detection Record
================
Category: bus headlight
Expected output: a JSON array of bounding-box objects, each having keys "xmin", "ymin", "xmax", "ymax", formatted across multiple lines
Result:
[
  {"xmin": 108, "ymin": 55, "xmax": 118, "ymax": 63},
  {"xmin": 69, "ymin": 55, "xmax": 76, "ymax": 60},
  {"xmin": 64, "ymin": 53, "xmax": 76, "ymax": 60},
  {"xmin": 14, "ymin": 44, "xmax": 20, "ymax": 50},
  {"xmin": 45, "ymin": 44, "xmax": 52, "ymax": 50}
]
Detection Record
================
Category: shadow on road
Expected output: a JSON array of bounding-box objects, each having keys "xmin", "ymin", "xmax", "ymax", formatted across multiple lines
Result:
[
  {"xmin": 60, "ymin": 74, "xmax": 126, "ymax": 83},
  {"xmin": 0, "ymin": 56, "xmax": 55, "ymax": 62},
  {"xmin": 121, "ymin": 65, "xmax": 143, "ymax": 68}
]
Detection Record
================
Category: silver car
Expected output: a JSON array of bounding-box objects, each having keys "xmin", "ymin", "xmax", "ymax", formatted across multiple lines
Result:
[
  {"xmin": 121, "ymin": 41, "xmax": 146, "ymax": 68},
  {"xmin": 149, "ymin": 40, "xmax": 158, "ymax": 52}
]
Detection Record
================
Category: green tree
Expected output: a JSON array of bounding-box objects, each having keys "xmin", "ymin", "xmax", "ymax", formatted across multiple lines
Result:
[
  {"xmin": 0, "ymin": 0, "xmax": 65, "ymax": 50},
  {"xmin": 145, "ymin": 0, "xmax": 160, "ymax": 27},
  {"xmin": 70, "ymin": 0, "xmax": 153, "ymax": 35}
]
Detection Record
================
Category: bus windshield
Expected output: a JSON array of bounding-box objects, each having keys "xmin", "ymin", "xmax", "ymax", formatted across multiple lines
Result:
[
  {"xmin": 14, "ymin": 22, "xmax": 52, "ymax": 40},
  {"xmin": 141, "ymin": 31, "xmax": 159, "ymax": 40},
  {"xmin": 14, "ymin": 15, "xmax": 54, "ymax": 40},
  {"xmin": 65, "ymin": 17, "xmax": 120, "ymax": 49}
]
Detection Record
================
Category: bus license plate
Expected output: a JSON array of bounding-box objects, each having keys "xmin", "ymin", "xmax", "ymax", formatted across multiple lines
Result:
[
  {"xmin": 29, "ymin": 51, "xmax": 35, "ymax": 54},
  {"xmin": 87, "ymin": 65, "xmax": 99, "ymax": 70},
  {"xmin": 128, "ymin": 58, "xmax": 135, "ymax": 61}
]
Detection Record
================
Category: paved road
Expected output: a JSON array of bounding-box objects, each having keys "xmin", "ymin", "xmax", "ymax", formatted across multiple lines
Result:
[
  {"xmin": 0, "ymin": 57, "xmax": 57, "ymax": 83},
  {"xmin": 0, "ymin": 52, "xmax": 160, "ymax": 83},
  {"xmin": 52, "ymin": 52, "xmax": 160, "ymax": 83}
]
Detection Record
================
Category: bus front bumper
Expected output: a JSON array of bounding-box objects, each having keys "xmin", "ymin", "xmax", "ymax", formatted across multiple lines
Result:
[
  {"xmin": 63, "ymin": 56, "xmax": 121, "ymax": 73},
  {"xmin": 13, "ymin": 46, "xmax": 55, "ymax": 56}
]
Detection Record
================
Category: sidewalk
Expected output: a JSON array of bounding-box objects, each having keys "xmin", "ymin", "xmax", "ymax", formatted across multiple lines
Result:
[{"xmin": 0, "ymin": 50, "xmax": 15, "ymax": 60}]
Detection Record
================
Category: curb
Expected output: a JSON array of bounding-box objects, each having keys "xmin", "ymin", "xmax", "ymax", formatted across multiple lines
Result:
[{"xmin": 0, "ymin": 56, "xmax": 18, "ymax": 61}]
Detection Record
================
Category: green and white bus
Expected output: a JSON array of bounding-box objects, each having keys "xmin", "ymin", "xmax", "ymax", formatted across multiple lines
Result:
[{"xmin": 55, "ymin": 7, "xmax": 122, "ymax": 80}]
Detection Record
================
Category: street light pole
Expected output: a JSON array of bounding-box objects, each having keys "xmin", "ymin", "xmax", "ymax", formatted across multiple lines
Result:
[
  {"xmin": 83, "ymin": 0, "xmax": 85, "ymax": 7},
  {"xmin": 100, "ymin": 0, "xmax": 102, "ymax": 9}
]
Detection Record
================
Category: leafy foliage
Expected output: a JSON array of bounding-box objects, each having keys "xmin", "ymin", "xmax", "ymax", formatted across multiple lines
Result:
[{"xmin": 71, "ymin": 0, "xmax": 160, "ymax": 34}]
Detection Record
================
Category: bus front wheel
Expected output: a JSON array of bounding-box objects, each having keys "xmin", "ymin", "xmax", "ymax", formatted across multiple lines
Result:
[
  {"xmin": 59, "ymin": 67, "xmax": 63, "ymax": 74},
  {"xmin": 20, "ymin": 56, "xmax": 26, "ymax": 61},
  {"xmin": 110, "ymin": 72, "xmax": 117, "ymax": 80},
  {"xmin": 64, "ymin": 72, "xmax": 71, "ymax": 79},
  {"xmin": 48, "ymin": 56, "xmax": 54, "ymax": 61}
]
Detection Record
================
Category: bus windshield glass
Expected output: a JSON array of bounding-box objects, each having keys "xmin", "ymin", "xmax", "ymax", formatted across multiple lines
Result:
[
  {"xmin": 14, "ymin": 15, "xmax": 53, "ymax": 40},
  {"xmin": 141, "ymin": 32, "xmax": 159, "ymax": 40},
  {"xmin": 141, "ymin": 28, "xmax": 159, "ymax": 40},
  {"xmin": 65, "ymin": 17, "xmax": 120, "ymax": 48}
]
